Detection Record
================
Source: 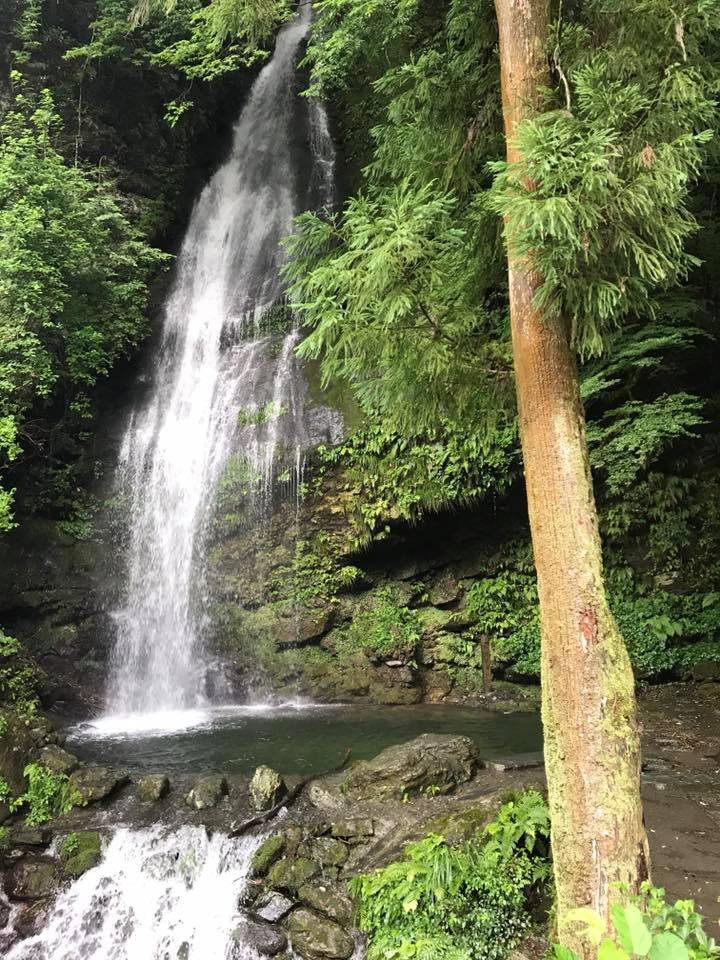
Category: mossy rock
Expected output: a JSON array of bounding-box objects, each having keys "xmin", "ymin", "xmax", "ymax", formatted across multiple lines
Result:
[
  {"xmin": 303, "ymin": 837, "xmax": 348, "ymax": 869},
  {"xmin": 426, "ymin": 806, "xmax": 493, "ymax": 844},
  {"xmin": 298, "ymin": 881, "xmax": 354, "ymax": 925},
  {"xmin": 266, "ymin": 856, "xmax": 319, "ymax": 893},
  {"xmin": 251, "ymin": 833, "xmax": 286, "ymax": 876},
  {"xmin": 136, "ymin": 774, "xmax": 170, "ymax": 802},
  {"xmin": 286, "ymin": 907, "xmax": 354, "ymax": 960},
  {"xmin": 60, "ymin": 831, "xmax": 102, "ymax": 878},
  {"xmin": 4, "ymin": 858, "xmax": 59, "ymax": 900}
]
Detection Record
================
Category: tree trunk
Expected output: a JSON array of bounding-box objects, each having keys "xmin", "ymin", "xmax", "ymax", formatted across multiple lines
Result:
[
  {"xmin": 493, "ymin": 1, "xmax": 650, "ymax": 953},
  {"xmin": 480, "ymin": 633, "xmax": 492, "ymax": 695}
]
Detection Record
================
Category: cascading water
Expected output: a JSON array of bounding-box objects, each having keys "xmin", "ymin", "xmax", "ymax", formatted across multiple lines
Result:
[
  {"xmin": 104, "ymin": 5, "xmax": 341, "ymax": 724},
  {"xmin": 4, "ymin": 827, "xmax": 265, "ymax": 960}
]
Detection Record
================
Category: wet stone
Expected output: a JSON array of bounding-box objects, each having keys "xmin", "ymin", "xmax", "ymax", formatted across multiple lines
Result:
[
  {"xmin": 298, "ymin": 882, "xmax": 353, "ymax": 925},
  {"xmin": 250, "ymin": 766, "xmax": 287, "ymax": 812},
  {"xmin": 39, "ymin": 744, "xmax": 79, "ymax": 777},
  {"xmin": 251, "ymin": 834, "xmax": 286, "ymax": 876},
  {"xmin": 329, "ymin": 819, "xmax": 374, "ymax": 841},
  {"xmin": 69, "ymin": 767, "xmax": 128, "ymax": 805},
  {"xmin": 254, "ymin": 891, "xmax": 295, "ymax": 923},
  {"xmin": 10, "ymin": 826, "xmax": 52, "ymax": 848},
  {"xmin": 60, "ymin": 831, "xmax": 102, "ymax": 878},
  {"xmin": 286, "ymin": 907, "xmax": 354, "ymax": 960},
  {"xmin": 137, "ymin": 775, "xmax": 170, "ymax": 802},
  {"xmin": 266, "ymin": 857, "xmax": 319, "ymax": 893},
  {"xmin": 4, "ymin": 859, "xmax": 59, "ymax": 900},
  {"xmin": 185, "ymin": 774, "xmax": 228, "ymax": 810},
  {"xmin": 231, "ymin": 912, "xmax": 288, "ymax": 956},
  {"xmin": 340, "ymin": 733, "xmax": 478, "ymax": 800},
  {"xmin": 304, "ymin": 837, "xmax": 348, "ymax": 869}
]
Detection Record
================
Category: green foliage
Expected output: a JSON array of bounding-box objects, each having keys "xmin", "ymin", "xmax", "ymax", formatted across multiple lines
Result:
[
  {"xmin": 237, "ymin": 400, "xmax": 287, "ymax": 427},
  {"xmin": 489, "ymin": 1, "xmax": 717, "ymax": 357},
  {"xmin": 351, "ymin": 789, "xmax": 551, "ymax": 960},
  {"xmin": 303, "ymin": 0, "xmax": 421, "ymax": 97},
  {"xmin": 344, "ymin": 589, "xmax": 421, "ymax": 660},
  {"xmin": 271, "ymin": 534, "xmax": 361, "ymax": 607},
  {"xmin": 560, "ymin": 882, "xmax": 719, "ymax": 960},
  {"xmin": 465, "ymin": 545, "xmax": 720, "ymax": 680},
  {"xmin": 216, "ymin": 453, "xmax": 262, "ymax": 508},
  {"xmin": 68, "ymin": 0, "xmax": 275, "ymax": 90},
  {"xmin": 0, "ymin": 82, "xmax": 168, "ymax": 525},
  {"xmin": 287, "ymin": 181, "xmax": 507, "ymax": 435},
  {"xmin": 10, "ymin": 763, "xmax": 81, "ymax": 825},
  {"xmin": 0, "ymin": 629, "xmax": 39, "ymax": 724},
  {"xmin": 62, "ymin": 832, "xmax": 80, "ymax": 857},
  {"xmin": 132, "ymin": 0, "xmax": 291, "ymax": 49},
  {"xmin": 317, "ymin": 416, "xmax": 518, "ymax": 546}
]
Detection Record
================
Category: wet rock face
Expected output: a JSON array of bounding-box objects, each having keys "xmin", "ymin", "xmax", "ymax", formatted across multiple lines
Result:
[
  {"xmin": 39, "ymin": 745, "xmax": 79, "ymax": 777},
  {"xmin": 253, "ymin": 890, "xmax": 295, "ymax": 923},
  {"xmin": 4, "ymin": 859, "xmax": 58, "ymax": 900},
  {"xmin": 266, "ymin": 857, "xmax": 320, "ymax": 894},
  {"xmin": 251, "ymin": 834, "xmax": 286, "ymax": 876},
  {"xmin": 137, "ymin": 775, "xmax": 170, "ymax": 802},
  {"xmin": 341, "ymin": 732, "xmax": 479, "ymax": 800},
  {"xmin": 298, "ymin": 882, "xmax": 353, "ymax": 925},
  {"xmin": 60, "ymin": 831, "xmax": 102, "ymax": 878},
  {"xmin": 250, "ymin": 766, "xmax": 287, "ymax": 811},
  {"xmin": 185, "ymin": 775, "xmax": 228, "ymax": 809},
  {"xmin": 286, "ymin": 907, "xmax": 355, "ymax": 960},
  {"xmin": 68, "ymin": 767, "xmax": 128, "ymax": 805},
  {"xmin": 232, "ymin": 912, "xmax": 288, "ymax": 956}
]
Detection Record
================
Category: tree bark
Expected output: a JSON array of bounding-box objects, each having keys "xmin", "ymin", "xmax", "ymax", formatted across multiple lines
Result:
[
  {"xmin": 480, "ymin": 633, "xmax": 492, "ymax": 695},
  {"xmin": 493, "ymin": 1, "xmax": 650, "ymax": 954}
]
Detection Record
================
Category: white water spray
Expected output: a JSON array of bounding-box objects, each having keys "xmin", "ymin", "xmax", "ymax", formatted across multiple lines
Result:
[
  {"xmin": 105, "ymin": 7, "xmax": 339, "ymax": 724},
  {"xmin": 5, "ymin": 827, "xmax": 265, "ymax": 960}
]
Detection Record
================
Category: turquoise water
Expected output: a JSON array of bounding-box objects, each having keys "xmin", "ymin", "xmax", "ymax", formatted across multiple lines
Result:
[{"xmin": 66, "ymin": 702, "xmax": 543, "ymax": 776}]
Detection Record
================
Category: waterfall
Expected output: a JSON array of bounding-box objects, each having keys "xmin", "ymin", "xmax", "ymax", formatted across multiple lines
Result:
[
  {"xmin": 5, "ymin": 828, "xmax": 265, "ymax": 960},
  {"xmin": 104, "ymin": 6, "xmax": 339, "ymax": 724}
]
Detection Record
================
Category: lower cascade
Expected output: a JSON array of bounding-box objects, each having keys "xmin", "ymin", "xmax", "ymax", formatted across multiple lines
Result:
[{"xmin": 5, "ymin": 827, "xmax": 265, "ymax": 960}]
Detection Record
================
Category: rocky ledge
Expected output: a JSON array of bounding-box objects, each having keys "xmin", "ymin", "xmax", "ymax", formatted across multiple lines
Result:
[{"xmin": 0, "ymin": 732, "xmax": 545, "ymax": 957}]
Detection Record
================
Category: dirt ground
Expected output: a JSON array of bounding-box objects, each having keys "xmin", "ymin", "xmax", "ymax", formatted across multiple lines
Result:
[{"xmin": 640, "ymin": 683, "xmax": 720, "ymax": 927}]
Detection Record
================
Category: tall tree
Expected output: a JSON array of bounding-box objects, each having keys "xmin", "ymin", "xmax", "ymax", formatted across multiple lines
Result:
[{"xmin": 493, "ymin": 0, "xmax": 648, "ymax": 950}]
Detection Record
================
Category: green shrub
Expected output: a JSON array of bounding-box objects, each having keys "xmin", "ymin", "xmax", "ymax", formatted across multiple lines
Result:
[
  {"xmin": 10, "ymin": 763, "xmax": 80, "ymax": 825},
  {"xmin": 0, "ymin": 629, "xmax": 40, "ymax": 725},
  {"xmin": 351, "ymin": 789, "xmax": 551, "ymax": 960},
  {"xmin": 559, "ymin": 882, "xmax": 719, "ymax": 960},
  {"xmin": 345, "ymin": 589, "xmax": 421, "ymax": 660}
]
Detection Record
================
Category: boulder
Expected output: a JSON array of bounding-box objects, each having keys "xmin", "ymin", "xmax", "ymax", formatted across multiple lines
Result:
[
  {"xmin": 340, "ymin": 733, "xmax": 478, "ymax": 800},
  {"xmin": 428, "ymin": 573, "xmax": 461, "ymax": 607},
  {"xmin": 298, "ymin": 882, "xmax": 353, "ymax": 925},
  {"xmin": 276, "ymin": 604, "xmax": 337, "ymax": 649},
  {"xmin": 4, "ymin": 859, "xmax": 58, "ymax": 900},
  {"xmin": 68, "ymin": 767, "xmax": 128, "ymax": 805},
  {"xmin": 267, "ymin": 857, "xmax": 319, "ymax": 893},
  {"xmin": 250, "ymin": 766, "xmax": 287, "ymax": 811},
  {"xmin": 329, "ymin": 819, "xmax": 374, "ymax": 841},
  {"xmin": 60, "ymin": 831, "xmax": 102, "ymax": 878},
  {"xmin": 286, "ymin": 907, "xmax": 354, "ymax": 960},
  {"xmin": 251, "ymin": 834, "xmax": 286, "ymax": 876},
  {"xmin": 253, "ymin": 891, "xmax": 295, "ymax": 923},
  {"xmin": 39, "ymin": 744, "xmax": 79, "ymax": 776},
  {"xmin": 137, "ymin": 775, "xmax": 170, "ymax": 802},
  {"xmin": 691, "ymin": 660, "xmax": 720, "ymax": 681},
  {"xmin": 10, "ymin": 826, "xmax": 51, "ymax": 848},
  {"xmin": 184, "ymin": 774, "xmax": 228, "ymax": 810},
  {"xmin": 231, "ymin": 912, "xmax": 288, "ymax": 956},
  {"xmin": 307, "ymin": 779, "xmax": 346, "ymax": 812},
  {"xmin": 304, "ymin": 837, "xmax": 348, "ymax": 869}
]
